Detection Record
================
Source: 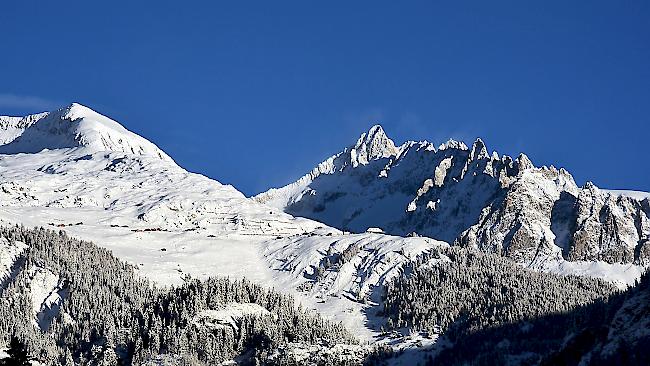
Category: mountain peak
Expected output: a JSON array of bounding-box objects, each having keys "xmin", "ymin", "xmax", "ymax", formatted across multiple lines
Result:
[
  {"xmin": 516, "ymin": 153, "xmax": 534, "ymax": 170},
  {"xmin": 438, "ymin": 138, "xmax": 468, "ymax": 151},
  {"xmin": 66, "ymin": 102, "xmax": 88, "ymax": 110},
  {"xmin": 357, "ymin": 124, "xmax": 389, "ymax": 145},
  {"xmin": 350, "ymin": 124, "xmax": 399, "ymax": 167},
  {"xmin": 0, "ymin": 104, "xmax": 173, "ymax": 161},
  {"xmin": 469, "ymin": 138, "xmax": 489, "ymax": 160},
  {"xmin": 366, "ymin": 124, "xmax": 386, "ymax": 136},
  {"xmin": 63, "ymin": 102, "xmax": 96, "ymax": 117}
]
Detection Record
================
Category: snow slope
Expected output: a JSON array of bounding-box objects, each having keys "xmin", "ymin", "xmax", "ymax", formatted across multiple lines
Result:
[
  {"xmin": 0, "ymin": 103, "xmax": 172, "ymax": 160},
  {"xmin": 0, "ymin": 238, "xmax": 27, "ymax": 288},
  {"xmin": 0, "ymin": 238, "xmax": 68, "ymax": 331},
  {"xmin": 0, "ymin": 104, "xmax": 326, "ymax": 287},
  {"xmin": 263, "ymin": 231, "xmax": 446, "ymax": 339},
  {"xmin": 603, "ymin": 189, "xmax": 650, "ymax": 201},
  {"xmin": 25, "ymin": 266, "xmax": 67, "ymax": 331}
]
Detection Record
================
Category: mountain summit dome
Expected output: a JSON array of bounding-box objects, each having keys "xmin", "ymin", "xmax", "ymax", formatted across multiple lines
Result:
[{"xmin": 0, "ymin": 103, "xmax": 173, "ymax": 161}]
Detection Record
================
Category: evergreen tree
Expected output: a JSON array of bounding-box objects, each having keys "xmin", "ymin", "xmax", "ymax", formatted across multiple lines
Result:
[{"xmin": 1, "ymin": 336, "xmax": 31, "ymax": 366}]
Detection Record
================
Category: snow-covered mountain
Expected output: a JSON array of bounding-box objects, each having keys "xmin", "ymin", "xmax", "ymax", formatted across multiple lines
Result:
[
  {"xmin": 0, "ymin": 103, "xmax": 172, "ymax": 160},
  {"xmin": 1, "ymin": 104, "xmax": 648, "ymax": 364},
  {"xmin": 0, "ymin": 104, "xmax": 439, "ymax": 343},
  {"xmin": 256, "ymin": 125, "xmax": 650, "ymax": 267},
  {"xmin": 0, "ymin": 104, "xmax": 331, "ymax": 282}
]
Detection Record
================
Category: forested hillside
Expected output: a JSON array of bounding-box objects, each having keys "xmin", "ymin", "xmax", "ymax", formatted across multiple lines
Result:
[
  {"xmin": 435, "ymin": 270, "xmax": 650, "ymax": 365},
  {"xmin": 0, "ymin": 225, "xmax": 356, "ymax": 365},
  {"xmin": 380, "ymin": 246, "xmax": 650, "ymax": 364}
]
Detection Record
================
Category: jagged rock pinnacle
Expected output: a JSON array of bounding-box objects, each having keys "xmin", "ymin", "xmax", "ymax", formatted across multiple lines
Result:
[{"xmin": 350, "ymin": 124, "xmax": 399, "ymax": 167}]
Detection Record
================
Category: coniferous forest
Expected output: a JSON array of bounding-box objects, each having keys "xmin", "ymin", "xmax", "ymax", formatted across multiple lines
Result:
[
  {"xmin": 0, "ymin": 226, "xmax": 356, "ymax": 365},
  {"xmin": 380, "ymin": 246, "xmax": 650, "ymax": 364}
]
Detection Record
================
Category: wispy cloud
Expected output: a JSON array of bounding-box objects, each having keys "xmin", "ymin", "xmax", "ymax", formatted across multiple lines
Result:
[{"xmin": 0, "ymin": 93, "xmax": 59, "ymax": 112}]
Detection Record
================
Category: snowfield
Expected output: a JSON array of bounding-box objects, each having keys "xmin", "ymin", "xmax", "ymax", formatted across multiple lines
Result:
[
  {"xmin": 263, "ymin": 231, "xmax": 447, "ymax": 339},
  {"xmin": 529, "ymin": 253, "xmax": 646, "ymax": 290},
  {"xmin": 603, "ymin": 189, "xmax": 650, "ymax": 201}
]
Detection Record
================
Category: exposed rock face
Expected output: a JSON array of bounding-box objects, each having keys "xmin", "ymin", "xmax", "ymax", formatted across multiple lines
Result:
[
  {"xmin": 349, "ymin": 125, "xmax": 399, "ymax": 167},
  {"xmin": 256, "ymin": 125, "xmax": 650, "ymax": 265},
  {"xmin": 456, "ymin": 167, "xmax": 577, "ymax": 262},
  {"xmin": 569, "ymin": 183, "xmax": 650, "ymax": 264}
]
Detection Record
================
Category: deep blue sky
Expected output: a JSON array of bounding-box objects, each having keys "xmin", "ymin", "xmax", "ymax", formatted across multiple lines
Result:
[{"xmin": 1, "ymin": 1, "xmax": 649, "ymax": 195}]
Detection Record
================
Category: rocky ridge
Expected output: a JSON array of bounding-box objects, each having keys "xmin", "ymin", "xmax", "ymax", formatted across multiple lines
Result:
[{"xmin": 256, "ymin": 125, "xmax": 650, "ymax": 266}]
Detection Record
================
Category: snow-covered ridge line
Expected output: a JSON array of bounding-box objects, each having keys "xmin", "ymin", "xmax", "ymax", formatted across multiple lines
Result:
[
  {"xmin": 257, "ymin": 124, "xmax": 650, "ymax": 268},
  {"xmin": 0, "ymin": 112, "xmax": 49, "ymax": 145},
  {"xmin": 253, "ymin": 124, "xmax": 536, "ymax": 210},
  {"xmin": 254, "ymin": 128, "xmax": 474, "ymax": 210},
  {"xmin": 0, "ymin": 103, "xmax": 173, "ymax": 161},
  {"xmin": 603, "ymin": 189, "xmax": 650, "ymax": 201},
  {"xmin": 254, "ymin": 125, "xmax": 400, "ymax": 209}
]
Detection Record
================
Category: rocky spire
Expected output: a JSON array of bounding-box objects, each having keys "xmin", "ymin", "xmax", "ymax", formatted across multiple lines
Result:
[
  {"xmin": 516, "ymin": 153, "xmax": 534, "ymax": 171},
  {"xmin": 469, "ymin": 138, "xmax": 489, "ymax": 161},
  {"xmin": 349, "ymin": 124, "xmax": 399, "ymax": 167}
]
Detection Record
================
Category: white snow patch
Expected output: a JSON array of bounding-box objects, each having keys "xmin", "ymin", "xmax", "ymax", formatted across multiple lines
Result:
[
  {"xmin": 269, "ymin": 342, "xmax": 369, "ymax": 365},
  {"xmin": 191, "ymin": 303, "xmax": 271, "ymax": 331},
  {"xmin": 529, "ymin": 255, "xmax": 645, "ymax": 289},
  {"xmin": 0, "ymin": 238, "xmax": 27, "ymax": 284},
  {"xmin": 25, "ymin": 265, "xmax": 66, "ymax": 330},
  {"xmin": 603, "ymin": 189, "xmax": 650, "ymax": 201}
]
